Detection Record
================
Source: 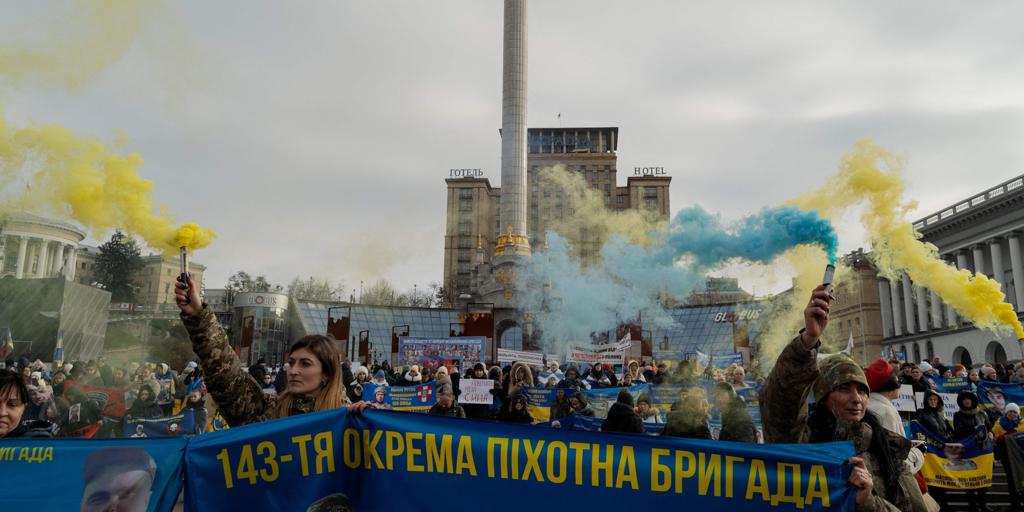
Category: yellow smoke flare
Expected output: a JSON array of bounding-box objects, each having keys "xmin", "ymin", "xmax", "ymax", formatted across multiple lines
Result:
[
  {"xmin": 538, "ymin": 165, "xmax": 665, "ymax": 249},
  {"xmin": 790, "ymin": 140, "xmax": 1023, "ymax": 339},
  {"xmin": 0, "ymin": 111, "xmax": 215, "ymax": 254}
]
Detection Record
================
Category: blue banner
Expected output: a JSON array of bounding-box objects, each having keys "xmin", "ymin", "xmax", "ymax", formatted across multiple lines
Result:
[
  {"xmin": 185, "ymin": 407, "xmax": 858, "ymax": 511},
  {"xmin": 909, "ymin": 422, "xmax": 993, "ymax": 489},
  {"xmin": 540, "ymin": 412, "xmax": 666, "ymax": 436},
  {"xmin": 712, "ymin": 352, "xmax": 744, "ymax": 369},
  {"xmin": 932, "ymin": 377, "xmax": 971, "ymax": 393},
  {"xmin": 362, "ymin": 382, "xmax": 436, "ymax": 411},
  {"xmin": 976, "ymin": 380, "xmax": 1024, "ymax": 414},
  {"xmin": 523, "ymin": 384, "xmax": 650, "ymax": 421},
  {"xmin": 124, "ymin": 410, "xmax": 198, "ymax": 438},
  {"xmin": 0, "ymin": 437, "xmax": 186, "ymax": 511}
]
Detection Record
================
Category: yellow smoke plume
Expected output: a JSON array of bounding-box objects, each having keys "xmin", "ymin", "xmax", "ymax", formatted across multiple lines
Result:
[
  {"xmin": 0, "ymin": 111, "xmax": 215, "ymax": 253},
  {"xmin": 789, "ymin": 139, "xmax": 1023, "ymax": 339},
  {"xmin": 538, "ymin": 165, "xmax": 665, "ymax": 250},
  {"xmin": 0, "ymin": 0, "xmax": 156, "ymax": 91}
]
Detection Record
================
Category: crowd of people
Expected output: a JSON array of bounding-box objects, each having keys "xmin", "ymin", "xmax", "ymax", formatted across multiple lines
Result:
[{"xmin": 1, "ymin": 277, "xmax": 1023, "ymax": 511}]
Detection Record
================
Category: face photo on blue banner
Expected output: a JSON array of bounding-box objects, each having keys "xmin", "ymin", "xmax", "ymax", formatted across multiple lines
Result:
[
  {"xmin": 976, "ymin": 380, "xmax": 1024, "ymax": 415},
  {"xmin": 362, "ymin": 383, "xmax": 436, "ymax": 411},
  {"xmin": 0, "ymin": 437, "xmax": 186, "ymax": 511},
  {"xmin": 184, "ymin": 407, "xmax": 858, "ymax": 511},
  {"xmin": 909, "ymin": 422, "xmax": 994, "ymax": 489}
]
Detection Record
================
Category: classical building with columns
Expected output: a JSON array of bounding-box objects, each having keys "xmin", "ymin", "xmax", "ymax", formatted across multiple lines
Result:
[
  {"xmin": 0, "ymin": 213, "xmax": 85, "ymax": 281},
  {"xmin": 877, "ymin": 174, "xmax": 1024, "ymax": 366}
]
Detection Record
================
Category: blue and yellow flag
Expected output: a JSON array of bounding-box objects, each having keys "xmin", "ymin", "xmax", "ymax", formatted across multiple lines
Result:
[{"xmin": 909, "ymin": 422, "xmax": 993, "ymax": 489}]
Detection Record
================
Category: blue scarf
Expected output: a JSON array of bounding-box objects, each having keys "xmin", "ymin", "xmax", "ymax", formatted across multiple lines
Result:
[{"xmin": 999, "ymin": 413, "xmax": 1021, "ymax": 433}]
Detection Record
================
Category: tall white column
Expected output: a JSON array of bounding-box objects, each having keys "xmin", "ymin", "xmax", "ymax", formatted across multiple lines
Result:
[
  {"xmin": 916, "ymin": 286, "xmax": 930, "ymax": 331},
  {"xmin": 53, "ymin": 244, "xmax": 66, "ymax": 275},
  {"xmin": 990, "ymin": 237, "xmax": 1005, "ymax": 291},
  {"xmin": 497, "ymin": 0, "xmax": 530, "ymax": 253},
  {"xmin": 15, "ymin": 236, "xmax": 28, "ymax": 279},
  {"xmin": 889, "ymin": 278, "xmax": 904, "ymax": 337},
  {"xmin": 902, "ymin": 275, "xmax": 917, "ymax": 334},
  {"xmin": 878, "ymin": 279, "xmax": 894, "ymax": 338},
  {"xmin": 956, "ymin": 250, "xmax": 970, "ymax": 272},
  {"xmin": 972, "ymin": 245, "xmax": 987, "ymax": 277},
  {"xmin": 1009, "ymin": 232, "xmax": 1024, "ymax": 311},
  {"xmin": 66, "ymin": 248, "xmax": 78, "ymax": 281},
  {"xmin": 35, "ymin": 240, "xmax": 50, "ymax": 278},
  {"xmin": 930, "ymin": 291, "xmax": 943, "ymax": 329}
]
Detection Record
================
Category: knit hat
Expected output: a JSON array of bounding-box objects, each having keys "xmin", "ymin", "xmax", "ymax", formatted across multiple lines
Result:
[
  {"xmin": 864, "ymin": 358, "xmax": 896, "ymax": 392},
  {"xmin": 918, "ymin": 361, "xmax": 934, "ymax": 374},
  {"xmin": 1006, "ymin": 403, "xmax": 1020, "ymax": 416},
  {"xmin": 813, "ymin": 354, "xmax": 870, "ymax": 403},
  {"xmin": 636, "ymin": 394, "xmax": 651, "ymax": 406}
]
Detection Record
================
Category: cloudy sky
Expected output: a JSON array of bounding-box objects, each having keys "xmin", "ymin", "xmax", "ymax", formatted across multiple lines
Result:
[{"xmin": 4, "ymin": 1, "xmax": 1024, "ymax": 296}]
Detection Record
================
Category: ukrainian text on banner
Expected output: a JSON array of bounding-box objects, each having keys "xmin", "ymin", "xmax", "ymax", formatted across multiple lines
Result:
[
  {"xmin": 184, "ymin": 407, "xmax": 858, "ymax": 511},
  {"xmin": 976, "ymin": 380, "xmax": 1024, "ymax": 415},
  {"xmin": 0, "ymin": 437, "xmax": 186, "ymax": 511},
  {"xmin": 497, "ymin": 348, "xmax": 561, "ymax": 366},
  {"xmin": 362, "ymin": 383, "xmax": 436, "ymax": 412},
  {"xmin": 932, "ymin": 377, "xmax": 971, "ymax": 393},
  {"xmin": 397, "ymin": 336, "xmax": 484, "ymax": 366},
  {"xmin": 523, "ymin": 385, "xmax": 651, "ymax": 421},
  {"xmin": 459, "ymin": 378, "xmax": 494, "ymax": 405},
  {"xmin": 909, "ymin": 422, "xmax": 994, "ymax": 490}
]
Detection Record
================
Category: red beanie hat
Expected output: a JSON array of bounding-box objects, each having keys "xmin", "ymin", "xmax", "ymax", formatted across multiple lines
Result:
[{"xmin": 864, "ymin": 358, "xmax": 895, "ymax": 392}]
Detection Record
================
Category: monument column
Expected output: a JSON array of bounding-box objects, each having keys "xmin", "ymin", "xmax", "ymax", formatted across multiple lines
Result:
[
  {"xmin": 36, "ymin": 240, "xmax": 51, "ymax": 278},
  {"xmin": 496, "ymin": 0, "xmax": 530, "ymax": 257},
  {"xmin": 1009, "ymin": 232, "xmax": 1024, "ymax": 311}
]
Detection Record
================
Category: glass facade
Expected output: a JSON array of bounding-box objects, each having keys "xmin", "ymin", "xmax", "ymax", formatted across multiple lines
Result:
[
  {"xmin": 231, "ymin": 305, "xmax": 288, "ymax": 366},
  {"xmin": 650, "ymin": 301, "xmax": 769, "ymax": 359},
  {"xmin": 292, "ymin": 301, "xmax": 463, "ymax": 361}
]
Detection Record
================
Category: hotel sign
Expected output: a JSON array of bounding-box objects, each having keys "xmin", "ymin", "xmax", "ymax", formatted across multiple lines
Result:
[
  {"xmin": 634, "ymin": 167, "xmax": 667, "ymax": 176},
  {"xmin": 450, "ymin": 169, "xmax": 484, "ymax": 177}
]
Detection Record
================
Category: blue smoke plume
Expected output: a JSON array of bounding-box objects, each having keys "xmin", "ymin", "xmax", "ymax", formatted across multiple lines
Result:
[{"xmin": 518, "ymin": 205, "xmax": 838, "ymax": 345}]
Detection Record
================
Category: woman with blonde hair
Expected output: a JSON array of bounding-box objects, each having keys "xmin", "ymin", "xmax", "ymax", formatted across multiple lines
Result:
[{"xmin": 174, "ymin": 276, "xmax": 370, "ymax": 426}]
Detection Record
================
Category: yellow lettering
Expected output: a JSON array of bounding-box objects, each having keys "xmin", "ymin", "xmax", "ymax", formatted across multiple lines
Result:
[
  {"xmin": 615, "ymin": 446, "xmax": 638, "ymax": 490},
  {"xmin": 363, "ymin": 430, "xmax": 384, "ymax": 469},
  {"xmin": 592, "ymin": 444, "xmax": 613, "ymax": 488},
  {"xmin": 487, "ymin": 437, "xmax": 509, "ymax": 478},
  {"xmin": 313, "ymin": 431, "xmax": 334, "ymax": 475},
  {"xmin": 805, "ymin": 465, "xmax": 830, "ymax": 507},
  {"xmin": 569, "ymin": 442, "xmax": 590, "ymax": 486},
  {"xmin": 292, "ymin": 434, "xmax": 312, "ymax": 477},
  {"xmin": 456, "ymin": 435, "xmax": 477, "ymax": 476},
  {"xmin": 42, "ymin": 447, "xmax": 53, "ymax": 462},
  {"xmin": 406, "ymin": 432, "xmax": 424, "ymax": 473},
  {"xmin": 522, "ymin": 439, "xmax": 544, "ymax": 482},
  {"xmin": 236, "ymin": 444, "xmax": 258, "ymax": 484},
  {"xmin": 257, "ymin": 441, "xmax": 279, "ymax": 482},
  {"xmin": 771, "ymin": 462, "xmax": 804, "ymax": 509},
  {"xmin": 746, "ymin": 459, "xmax": 770, "ymax": 501},
  {"xmin": 698, "ymin": 453, "xmax": 722, "ymax": 497},
  {"xmin": 674, "ymin": 450, "xmax": 696, "ymax": 493},
  {"xmin": 546, "ymin": 441, "xmax": 567, "ymax": 484},
  {"xmin": 342, "ymin": 428, "xmax": 360, "ymax": 469},
  {"xmin": 511, "ymin": 438, "xmax": 520, "ymax": 480},
  {"xmin": 651, "ymin": 448, "xmax": 672, "ymax": 493},
  {"xmin": 723, "ymin": 456, "xmax": 743, "ymax": 498},
  {"xmin": 385, "ymin": 431, "xmax": 405, "ymax": 470},
  {"xmin": 426, "ymin": 433, "xmax": 453, "ymax": 473}
]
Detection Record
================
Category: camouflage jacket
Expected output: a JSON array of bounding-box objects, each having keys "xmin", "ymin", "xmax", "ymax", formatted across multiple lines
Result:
[
  {"xmin": 182, "ymin": 305, "xmax": 314, "ymax": 427},
  {"xmin": 761, "ymin": 336, "xmax": 923, "ymax": 512}
]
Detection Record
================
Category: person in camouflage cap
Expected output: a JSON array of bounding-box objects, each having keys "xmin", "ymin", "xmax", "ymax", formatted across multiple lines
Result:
[{"xmin": 761, "ymin": 284, "xmax": 925, "ymax": 512}]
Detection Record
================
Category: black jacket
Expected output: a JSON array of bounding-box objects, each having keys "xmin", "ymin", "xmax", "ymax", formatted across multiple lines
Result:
[
  {"xmin": 601, "ymin": 402, "xmax": 644, "ymax": 434},
  {"xmin": 4, "ymin": 419, "xmax": 55, "ymax": 438},
  {"xmin": 718, "ymin": 399, "xmax": 757, "ymax": 443},
  {"xmin": 915, "ymin": 391, "xmax": 953, "ymax": 441},
  {"xmin": 428, "ymin": 403, "xmax": 466, "ymax": 418}
]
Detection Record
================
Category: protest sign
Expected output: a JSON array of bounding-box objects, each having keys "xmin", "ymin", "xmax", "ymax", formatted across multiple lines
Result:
[
  {"xmin": 892, "ymin": 385, "xmax": 917, "ymax": 413},
  {"xmin": 0, "ymin": 437, "xmax": 186, "ymax": 511},
  {"xmin": 910, "ymin": 423, "xmax": 994, "ymax": 489},
  {"xmin": 184, "ymin": 406, "xmax": 858, "ymax": 511},
  {"xmin": 976, "ymin": 380, "xmax": 1024, "ymax": 415},
  {"xmin": 932, "ymin": 377, "xmax": 971, "ymax": 393},
  {"xmin": 459, "ymin": 378, "xmax": 494, "ymax": 405},
  {"xmin": 497, "ymin": 348, "xmax": 560, "ymax": 366},
  {"xmin": 63, "ymin": 382, "xmax": 128, "ymax": 418},
  {"xmin": 362, "ymin": 383, "xmax": 436, "ymax": 412}
]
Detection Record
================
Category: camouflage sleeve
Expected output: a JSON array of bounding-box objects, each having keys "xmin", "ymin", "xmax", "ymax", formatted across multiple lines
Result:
[
  {"xmin": 181, "ymin": 305, "xmax": 273, "ymax": 427},
  {"xmin": 759, "ymin": 335, "xmax": 818, "ymax": 444}
]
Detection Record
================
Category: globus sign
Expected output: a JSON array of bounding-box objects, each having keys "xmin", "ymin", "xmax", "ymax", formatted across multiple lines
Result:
[
  {"xmin": 235, "ymin": 292, "xmax": 289, "ymax": 310},
  {"xmin": 713, "ymin": 310, "xmax": 761, "ymax": 323}
]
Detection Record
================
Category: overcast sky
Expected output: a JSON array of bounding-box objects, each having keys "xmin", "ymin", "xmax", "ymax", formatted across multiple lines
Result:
[{"xmin": 4, "ymin": 1, "xmax": 1024, "ymax": 296}]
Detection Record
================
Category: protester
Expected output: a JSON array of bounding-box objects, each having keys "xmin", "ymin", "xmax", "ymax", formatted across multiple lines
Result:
[
  {"xmin": 260, "ymin": 373, "xmax": 278, "ymax": 396},
  {"xmin": 601, "ymin": 388, "xmax": 643, "ymax": 434},
  {"xmin": 348, "ymin": 367, "xmax": 369, "ymax": 403},
  {"xmin": 663, "ymin": 387, "xmax": 712, "ymax": 439},
  {"xmin": 864, "ymin": 358, "xmax": 903, "ymax": 436},
  {"xmin": 549, "ymin": 385, "xmax": 573, "ymax": 421},
  {"xmin": 760, "ymin": 284, "xmax": 922, "ymax": 511},
  {"xmin": 992, "ymin": 403, "xmax": 1024, "ymax": 510},
  {"xmin": 428, "ymin": 387, "xmax": 465, "ymax": 418},
  {"xmin": 186, "ymin": 389, "xmax": 208, "ymax": 435},
  {"xmin": 498, "ymin": 394, "xmax": 533, "ymax": 424},
  {"xmin": 952, "ymin": 390, "xmax": 993, "ymax": 511},
  {"xmin": 0, "ymin": 368, "xmax": 55, "ymax": 438},
  {"xmin": 635, "ymin": 394, "xmax": 663, "ymax": 424},
  {"xmin": 126, "ymin": 385, "xmax": 163, "ymax": 418},
  {"xmin": 711, "ymin": 382, "xmax": 756, "ymax": 442},
  {"xmin": 916, "ymin": 391, "xmax": 953, "ymax": 441},
  {"xmin": 174, "ymin": 275, "xmax": 370, "ymax": 427},
  {"xmin": 507, "ymin": 361, "xmax": 534, "ymax": 397}
]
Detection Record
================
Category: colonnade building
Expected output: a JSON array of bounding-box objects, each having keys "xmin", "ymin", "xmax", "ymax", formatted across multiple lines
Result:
[
  {"xmin": 878, "ymin": 174, "xmax": 1024, "ymax": 366},
  {"xmin": 0, "ymin": 213, "xmax": 85, "ymax": 281}
]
